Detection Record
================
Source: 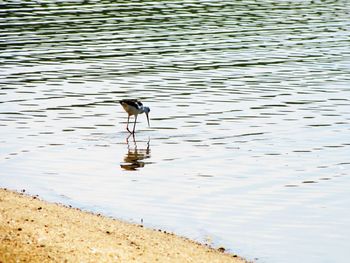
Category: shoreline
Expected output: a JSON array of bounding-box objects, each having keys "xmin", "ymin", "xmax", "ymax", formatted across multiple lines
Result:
[{"xmin": 0, "ymin": 188, "xmax": 246, "ymax": 262}]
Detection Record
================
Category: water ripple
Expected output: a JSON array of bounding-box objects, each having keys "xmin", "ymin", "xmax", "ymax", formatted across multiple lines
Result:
[{"xmin": 1, "ymin": 1, "xmax": 350, "ymax": 263}]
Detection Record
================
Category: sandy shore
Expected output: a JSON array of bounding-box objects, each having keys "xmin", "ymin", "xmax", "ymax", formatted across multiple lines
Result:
[{"xmin": 0, "ymin": 188, "xmax": 246, "ymax": 263}]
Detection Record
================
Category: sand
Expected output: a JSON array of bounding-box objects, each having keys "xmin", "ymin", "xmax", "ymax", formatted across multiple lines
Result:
[{"xmin": 0, "ymin": 188, "xmax": 246, "ymax": 263}]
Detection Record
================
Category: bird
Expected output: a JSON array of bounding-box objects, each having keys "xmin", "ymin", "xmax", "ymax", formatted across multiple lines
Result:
[{"xmin": 119, "ymin": 99, "xmax": 150, "ymax": 133}]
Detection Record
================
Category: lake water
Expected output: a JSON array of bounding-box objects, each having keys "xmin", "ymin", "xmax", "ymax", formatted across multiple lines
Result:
[{"xmin": 1, "ymin": 1, "xmax": 350, "ymax": 262}]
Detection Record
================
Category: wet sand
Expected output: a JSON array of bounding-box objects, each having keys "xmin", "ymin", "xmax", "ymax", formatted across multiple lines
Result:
[{"xmin": 0, "ymin": 188, "xmax": 246, "ymax": 263}]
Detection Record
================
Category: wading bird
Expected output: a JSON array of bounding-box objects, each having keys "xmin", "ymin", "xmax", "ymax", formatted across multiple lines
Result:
[{"xmin": 119, "ymin": 99, "xmax": 150, "ymax": 133}]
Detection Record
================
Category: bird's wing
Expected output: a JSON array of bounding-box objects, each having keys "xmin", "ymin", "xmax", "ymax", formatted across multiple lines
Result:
[{"xmin": 120, "ymin": 99, "xmax": 143, "ymax": 110}]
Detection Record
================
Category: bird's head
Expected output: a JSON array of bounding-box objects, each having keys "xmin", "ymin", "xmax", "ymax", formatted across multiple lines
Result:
[{"xmin": 143, "ymin": 106, "xmax": 150, "ymax": 127}]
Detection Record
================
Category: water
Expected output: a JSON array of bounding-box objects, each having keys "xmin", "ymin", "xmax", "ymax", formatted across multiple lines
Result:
[{"xmin": 1, "ymin": 1, "xmax": 350, "ymax": 262}]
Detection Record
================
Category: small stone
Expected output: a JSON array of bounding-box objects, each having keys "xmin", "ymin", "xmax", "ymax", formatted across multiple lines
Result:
[{"xmin": 218, "ymin": 247, "xmax": 225, "ymax": 253}]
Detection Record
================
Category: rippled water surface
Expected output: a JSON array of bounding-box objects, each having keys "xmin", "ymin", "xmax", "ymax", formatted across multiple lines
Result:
[{"xmin": 1, "ymin": 1, "xmax": 350, "ymax": 262}]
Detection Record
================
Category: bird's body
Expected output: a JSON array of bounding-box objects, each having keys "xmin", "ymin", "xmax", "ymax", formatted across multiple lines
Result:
[
  {"xmin": 120, "ymin": 99, "xmax": 145, "ymax": 116},
  {"xmin": 119, "ymin": 99, "xmax": 150, "ymax": 133}
]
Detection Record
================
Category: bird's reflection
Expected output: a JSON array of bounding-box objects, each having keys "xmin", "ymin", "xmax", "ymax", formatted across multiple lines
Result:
[{"xmin": 120, "ymin": 134, "xmax": 151, "ymax": 171}]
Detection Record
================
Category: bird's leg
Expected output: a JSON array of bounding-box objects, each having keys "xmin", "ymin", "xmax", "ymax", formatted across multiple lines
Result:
[
  {"xmin": 126, "ymin": 115, "xmax": 132, "ymax": 133},
  {"xmin": 132, "ymin": 114, "xmax": 138, "ymax": 134}
]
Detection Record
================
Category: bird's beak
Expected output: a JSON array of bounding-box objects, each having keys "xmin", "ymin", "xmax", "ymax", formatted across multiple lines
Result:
[{"xmin": 146, "ymin": 112, "xmax": 150, "ymax": 127}]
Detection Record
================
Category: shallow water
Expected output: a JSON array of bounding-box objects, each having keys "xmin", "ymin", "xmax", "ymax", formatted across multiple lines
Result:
[{"xmin": 1, "ymin": 1, "xmax": 350, "ymax": 262}]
